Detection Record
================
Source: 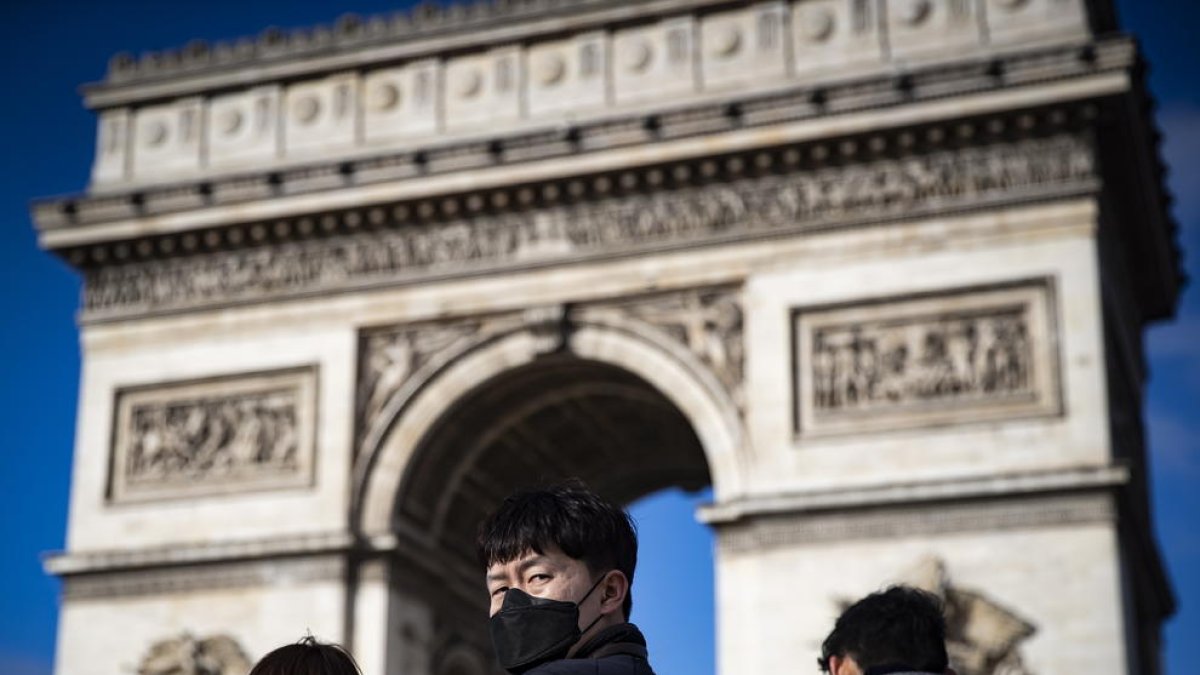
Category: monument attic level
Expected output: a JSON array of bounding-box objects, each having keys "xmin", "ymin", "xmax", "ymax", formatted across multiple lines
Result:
[{"xmin": 33, "ymin": 1, "xmax": 1181, "ymax": 675}]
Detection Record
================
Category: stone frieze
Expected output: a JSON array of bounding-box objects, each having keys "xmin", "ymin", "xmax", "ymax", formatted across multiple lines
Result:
[{"xmin": 83, "ymin": 135, "xmax": 1094, "ymax": 320}]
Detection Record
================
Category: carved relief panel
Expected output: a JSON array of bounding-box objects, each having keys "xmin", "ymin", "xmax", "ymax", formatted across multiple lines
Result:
[
  {"xmin": 895, "ymin": 557, "xmax": 1036, "ymax": 675},
  {"xmin": 137, "ymin": 633, "xmax": 251, "ymax": 675},
  {"xmin": 109, "ymin": 368, "xmax": 318, "ymax": 502},
  {"xmin": 598, "ymin": 288, "xmax": 746, "ymax": 410},
  {"xmin": 81, "ymin": 134, "xmax": 1096, "ymax": 319},
  {"xmin": 355, "ymin": 288, "xmax": 746, "ymax": 454},
  {"xmin": 794, "ymin": 280, "xmax": 1061, "ymax": 436},
  {"xmin": 356, "ymin": 319, "xmax": 495, "ymax": 450}
]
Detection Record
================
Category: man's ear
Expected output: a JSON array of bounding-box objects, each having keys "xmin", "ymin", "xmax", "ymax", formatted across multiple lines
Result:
[
  {"xmin": 827, "ymin": 655, "xmax": 861, "ymax": 675},
  {"xmin": 598, "ymin": 570, "xmax": 629, "ymax": 616}
]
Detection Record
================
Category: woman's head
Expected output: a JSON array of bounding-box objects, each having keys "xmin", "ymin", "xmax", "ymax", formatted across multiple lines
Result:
[{"xmin": 249, "ymin": 637, "xmax": 362, "ymax": 675}]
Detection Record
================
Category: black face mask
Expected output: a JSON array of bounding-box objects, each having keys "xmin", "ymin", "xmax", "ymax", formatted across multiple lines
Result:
[{"xmin": 489, "ymin": 573, "xmax": 608, "ymax": 674}]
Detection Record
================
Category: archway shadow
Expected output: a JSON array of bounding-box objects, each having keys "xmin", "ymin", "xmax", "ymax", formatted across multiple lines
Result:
[{"xmin": 389, "ymin": 356, "xmax": 713, "ymax": 675}]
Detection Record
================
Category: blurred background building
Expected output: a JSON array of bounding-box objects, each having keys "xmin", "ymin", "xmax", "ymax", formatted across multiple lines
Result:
[{"xmin": 25, "ymin": 1, "xmax": 1185, "ymax": 674}]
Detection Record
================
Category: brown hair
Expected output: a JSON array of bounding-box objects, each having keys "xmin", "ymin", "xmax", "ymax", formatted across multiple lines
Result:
[{"xmin": 249, "ymin": 636, "xmax": 362, "ymax": 675}]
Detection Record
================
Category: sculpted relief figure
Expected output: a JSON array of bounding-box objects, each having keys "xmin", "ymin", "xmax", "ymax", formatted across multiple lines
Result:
[
  {"xmin": 822, "ymin": 573, "xmax": 1035, "ymax": 675},
  {"xmin": 831, "ymin": 557, "xmax": 1037, "ymax": 675},
  {"xmin": 356, "ymin": 320, "xmax": 496, "ymax": 444},
  {"xmin": 126, "ymin": 391, "xmax": 299, "ymax": 485},
  {"xmin": 138, "ymin": 633, "xmax": 250, "ymax": 675},
  {"xmin": 812, "ymin": 309, "xmax": 1033, "ymax": 413},
  {"xmin": 615, "ymin": 290, "xmax": 745, "ymax": 408},
  {"xmin": 360, "ymin": 332, "xmax": 415, "ymax": 427}
]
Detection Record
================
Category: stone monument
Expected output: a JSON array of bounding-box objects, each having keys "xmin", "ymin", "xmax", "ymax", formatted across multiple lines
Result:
[{"xmin": 33, "ymin": 1, "xmax": 1180, "ymax": 674}]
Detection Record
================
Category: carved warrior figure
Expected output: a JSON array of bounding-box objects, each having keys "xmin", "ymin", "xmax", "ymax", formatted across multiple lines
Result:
[
  {"xmin": 126, "ymin": 391, "xmax": 299, "ymax": 485},
  {"xmin": 812, "ymin": 309, "xmax": 1032, "ymax": 413},
  {"xmin": 138, "ymin": 633, "xmax": 250, "ymax": 675},
  {"xmin": 899, "ymin": 557, "xmax": 1036, "ymax": 675},
  {"xmin": 616, "ymin": 290, "xmax": 745, "ymax": 408},
  {"xmin": 357, "ymin": 321, "xmax": 492, "ymax": 440}
]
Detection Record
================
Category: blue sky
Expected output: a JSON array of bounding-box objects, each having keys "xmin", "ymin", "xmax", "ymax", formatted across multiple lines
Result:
[{"xmin": 0, "ymin": 2, "xmax": 1195, "ymax": 674}]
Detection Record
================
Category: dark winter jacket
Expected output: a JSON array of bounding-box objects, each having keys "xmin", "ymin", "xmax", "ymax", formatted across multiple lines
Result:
[
  {"xmin": 864, "ymin": 667, "xmax": 947, "ymax": 675},
  {"xmin": 524, "ymin": 623, "xmax": 656, "ymax": 675}
]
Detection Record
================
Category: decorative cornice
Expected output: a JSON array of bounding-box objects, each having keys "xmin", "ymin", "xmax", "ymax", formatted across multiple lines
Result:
[
  {"xmin": 698, "ymin": 464, "xmax": 1129, "ymax": 525},
  {"xmin": 93, "ymin": 0, "xmax": 669, "ymax": 92},
  {"xmin": 43, "ymin": 531, "xmax": 353, "ymax": 577},
  {"xmin": 35, "ymin": 37, "xmax": 1134, "ymax": 236},
  {"xmin": 60, "ymin": 555, "xmax": 345, "ymax": 601},
  {"xmin": 77, "ymin": 131, "xmax": 1098, "ymax": 321},
  {"xmin": 85, "ymin": 0, "xmax": 1120, "ymax": 106},
  {"xmin": 714, "ymin": 491, "xmax": 1118, "ymax": 553}
]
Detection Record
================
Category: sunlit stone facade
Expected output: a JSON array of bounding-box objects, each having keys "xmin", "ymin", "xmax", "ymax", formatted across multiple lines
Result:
[{"xmin": 33, "ymin": 1, "xmax": 1180, "ymax": 674}]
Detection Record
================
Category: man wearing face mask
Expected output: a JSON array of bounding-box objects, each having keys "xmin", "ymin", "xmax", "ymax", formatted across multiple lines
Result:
[{"xmin": 476, "ymin": 481, "xmax": 656, "ymax": 675}]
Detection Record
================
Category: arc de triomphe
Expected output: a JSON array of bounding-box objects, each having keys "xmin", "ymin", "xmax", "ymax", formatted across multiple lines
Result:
[{"xmin": 34, "ymin": 1, "xmax": 1180, "ymax": 674}]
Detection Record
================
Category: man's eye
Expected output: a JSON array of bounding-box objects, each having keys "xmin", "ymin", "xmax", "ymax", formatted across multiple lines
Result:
[
  {"xmin": 491, "ymin": 586, "xmax": 508, "ymax": 597},
  {"xmin": 527, "ymin": 574, "xmax": 550, "ymax": 583}
]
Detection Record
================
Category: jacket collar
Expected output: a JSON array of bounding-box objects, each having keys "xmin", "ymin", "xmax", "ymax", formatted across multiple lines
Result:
[{"xmin": 573, "ymin": 623, "xmax": 647, "ymax": 660}]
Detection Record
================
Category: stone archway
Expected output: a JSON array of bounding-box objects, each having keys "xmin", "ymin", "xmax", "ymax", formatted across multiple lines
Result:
[
  {"xmin": 350, "ymin": 291, "xmax": 746, "ymax": 674},
  {"xmin": 396, "ymin": 356, "xmax": 714, "ymax": 672}
]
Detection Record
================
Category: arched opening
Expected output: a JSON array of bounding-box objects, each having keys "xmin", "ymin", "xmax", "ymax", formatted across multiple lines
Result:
[{"xmin": 385, "ymin": 354, "xmax": 714, "ymax": 675}]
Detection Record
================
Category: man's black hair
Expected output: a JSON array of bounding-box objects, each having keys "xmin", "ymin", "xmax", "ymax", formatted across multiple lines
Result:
[
  {"xmin": 818, "ymin": 586, "xmax": 950, "ymax": 674},
  {"xmin": 476, "ymin": 480, "xmax": 638, "ymax": 618},
  {"xmin": 249, "ymin": 636, "xmax": 362, "ymax": 675}
]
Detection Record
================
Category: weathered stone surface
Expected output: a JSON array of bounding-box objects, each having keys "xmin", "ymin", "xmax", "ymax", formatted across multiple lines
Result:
[{"xmin": 36, "ymin": 1, "xmax": 1179, "ymax": 674}]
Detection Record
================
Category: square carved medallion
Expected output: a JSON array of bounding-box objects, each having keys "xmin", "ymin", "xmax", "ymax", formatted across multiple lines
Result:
[
  {"xmin": 794, "ymin": 280, "xmax": 1061, "ymax": 436},
  {"xmin": 109, "ymin": 367, "xmax": 318, "ymax": 502}
]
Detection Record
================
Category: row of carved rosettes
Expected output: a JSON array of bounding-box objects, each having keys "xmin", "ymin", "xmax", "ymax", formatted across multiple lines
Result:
[
  {"xmin": 101, "ymin": 0, "xmax": 1103, "ymax": 86},
  {"xmin": 87, "ymin": 0, "xmax": 1092, "ymax": 188},
  {"xmin": 104, "ymin": 0, "xmax": 610, "ymax": 83},
  {"xmin": 81, "ymin": 132, "xmax": 1096, "ymax": 320},
  {"xmin": 355, "ymin": 288, "xmax": 743, "ymax": 452},
  {"xmin": 46, "ymin": 43, "xmax": 1125, "ymax": 230}
]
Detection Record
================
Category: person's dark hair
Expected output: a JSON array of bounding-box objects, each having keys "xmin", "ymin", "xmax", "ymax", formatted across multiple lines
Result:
[
  {"xmin": 818, "ymin": 586, "xmax": 949, "ymax": 674},
  {"xmin": 249, "ymin": 636, "xmax": 362, "ymax": 675},
  {"xmin": 476, "ymin": 480, "xmax": 638, "ymax": 618}
]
